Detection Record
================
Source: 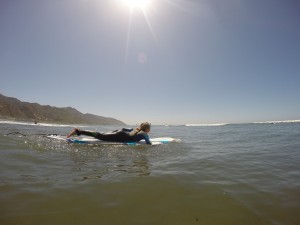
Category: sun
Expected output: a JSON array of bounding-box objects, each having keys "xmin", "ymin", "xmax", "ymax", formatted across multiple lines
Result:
[
  {"xmin": 118, "ymin": 0, "xmax": 154, "ymax": 66},
  {"xmin": 120, "ymin": 0, "xmax": 151, "ymax": 10}
]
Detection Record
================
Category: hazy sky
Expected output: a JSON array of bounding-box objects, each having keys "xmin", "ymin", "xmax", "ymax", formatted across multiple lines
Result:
[{"xmin": 1, "ymin": 0, "xmax": 299, "ymax": 125}]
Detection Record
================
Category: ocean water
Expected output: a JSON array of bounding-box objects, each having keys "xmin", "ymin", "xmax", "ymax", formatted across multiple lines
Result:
[{"xmin": 0, "ymin": 121, "xmax": 300, "ymax": 225}]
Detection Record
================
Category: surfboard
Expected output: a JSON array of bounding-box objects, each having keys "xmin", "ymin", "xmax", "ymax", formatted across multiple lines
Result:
[{"xmin": 47, "ymin": 135, "xmax": 180, "ymax": 146}]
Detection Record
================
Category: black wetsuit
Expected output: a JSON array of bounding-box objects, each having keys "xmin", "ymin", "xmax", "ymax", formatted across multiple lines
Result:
[{"xmin": 76, "ymin": 128, "xmax": 151, "ymax": 145}]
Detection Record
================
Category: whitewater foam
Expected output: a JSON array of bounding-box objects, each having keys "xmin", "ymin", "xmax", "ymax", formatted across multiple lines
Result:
[
  {"xmin": 253, "ymin": 119, "xmax": 300, "ymax": 124},
  {"xmin": 0, "ymin": 120, "xmax": 85, "ymax": 127},
  {"xmin": 185, "ymin": 123, "xmax": 228, "ymax": 127}
]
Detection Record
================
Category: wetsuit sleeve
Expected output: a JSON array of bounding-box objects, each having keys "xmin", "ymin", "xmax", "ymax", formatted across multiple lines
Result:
[
  {"xmin": 122, "ymin": 128, "xmax": 133, "ymax": 132},
  {"xmin": 143, "ymin": 133, "xmax": 152, "ymax": 145}
]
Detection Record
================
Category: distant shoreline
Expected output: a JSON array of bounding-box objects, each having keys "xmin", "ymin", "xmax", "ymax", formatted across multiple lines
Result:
[
  {"xmin": 1, "ymin": 118, "xmax": 300, "ymax": 128},
  {"xmin": 0, "ymin": 119, "xmax": 86, "ymax": 127},
  {"xmin": 185, "ymin": 120, "xmax": 300, "ymax": 126}
]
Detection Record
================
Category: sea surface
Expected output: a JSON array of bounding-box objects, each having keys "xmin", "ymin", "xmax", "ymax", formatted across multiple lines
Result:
[{"xmin": 0, "ymin": 121, "xmax": 300, "ymax": 225}]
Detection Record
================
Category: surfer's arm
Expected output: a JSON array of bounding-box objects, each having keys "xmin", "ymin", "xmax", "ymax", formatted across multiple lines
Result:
[
  {"xmin": 111, "ymin": 128, "xmax": 133, "ymax": 133},
  {"xmin": 122, "ymin": 128, "xmax": 133, "ymax": 132},
  {"xmin": 143, "ymin": 133, "xmax": 152, "ymax": 145}
]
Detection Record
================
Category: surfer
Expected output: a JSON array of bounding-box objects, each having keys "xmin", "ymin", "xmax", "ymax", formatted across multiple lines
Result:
[{"xmin": 67, "ymin": 122, "xmax": 152, "ymax": 145}]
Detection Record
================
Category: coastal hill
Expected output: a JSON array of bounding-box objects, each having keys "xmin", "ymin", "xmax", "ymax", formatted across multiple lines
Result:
[{"xmin": 0, "ymin": 93, "xmax": 126, "ymax": 125}]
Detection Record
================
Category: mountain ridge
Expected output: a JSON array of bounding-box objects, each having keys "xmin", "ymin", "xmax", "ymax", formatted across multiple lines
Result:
[{"xmin": 0, "ymin": 93, "xmax": 126, "ymax": 125}]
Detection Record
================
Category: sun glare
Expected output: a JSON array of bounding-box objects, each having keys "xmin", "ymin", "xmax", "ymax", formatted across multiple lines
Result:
[{"xmin": 120, "ymin": 0, "xmax": 150, "ymax": 10}]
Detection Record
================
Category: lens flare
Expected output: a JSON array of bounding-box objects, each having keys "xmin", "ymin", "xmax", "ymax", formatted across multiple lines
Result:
[{"xmin": 121, "ymin": 0, "xmax": 150, "ymax": 10}]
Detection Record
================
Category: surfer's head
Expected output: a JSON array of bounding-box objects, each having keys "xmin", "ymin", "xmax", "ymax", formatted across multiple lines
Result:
[{"xmin": 139, "ymin": 122, "xmax": 151, "ymax": 133}]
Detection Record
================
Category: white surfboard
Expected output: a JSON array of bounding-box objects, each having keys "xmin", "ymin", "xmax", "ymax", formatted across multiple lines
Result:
[{"xmin": 47, "ymin": 135, "xmax": 180, "ymax": 146}]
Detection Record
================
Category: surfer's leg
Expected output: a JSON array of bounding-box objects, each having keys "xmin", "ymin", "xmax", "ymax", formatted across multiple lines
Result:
[
  {"xmin": 67, "ymin": 128, "xmax": 102, "ymax": 139},
  {"xmin": 67, "ymin": 128, "xmax": 80, "ymax": 138},
  {"xmin": 74, "ymin": 129, "xmax": 117, "ymax": 141},
  {"xmin": 77, "ymin": 130, "xmax": 102, "ymax": 139},
  {"xmin": 93, "ymin": 132, "xmax": 118, "ymax": 141},
  {"xmin": 99, "ymin": 131, "xmax": 131, "ymax": 142},
  {"xmin": 67, "ymin": 129, "xmax": 129, "ymax": 142},
  {"xmin": 92, "ymin": 131, "xmax": 130, "ymax": 142}
]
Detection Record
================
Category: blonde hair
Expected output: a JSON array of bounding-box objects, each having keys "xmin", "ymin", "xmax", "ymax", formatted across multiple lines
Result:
[
  {"xmin": 134, "ymin": 122, "xmax": 151, "ymax": 134},
  {"xmin": 139, "ymin": 122, "xmax": 151, "ymax": 131}
]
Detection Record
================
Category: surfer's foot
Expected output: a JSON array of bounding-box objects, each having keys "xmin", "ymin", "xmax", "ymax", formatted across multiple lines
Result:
[{"xmin": 67, "ymin": 128, "xmax": 80, "ymax": 138}]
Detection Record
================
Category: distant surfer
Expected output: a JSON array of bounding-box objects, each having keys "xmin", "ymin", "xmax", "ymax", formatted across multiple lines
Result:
[{"xmin": 67, "ymin": 122, "xmax": 152, "ymax": 145}]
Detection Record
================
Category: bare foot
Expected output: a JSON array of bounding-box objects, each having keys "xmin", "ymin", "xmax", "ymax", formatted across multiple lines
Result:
[{"xmin": 67, "ymin": 128, "xmax": 79, "ymax": 138}]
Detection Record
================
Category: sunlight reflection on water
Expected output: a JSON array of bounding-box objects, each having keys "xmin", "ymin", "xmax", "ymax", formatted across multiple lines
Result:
[{"xmin": 1, "ymin": 123, "xmax": 300, "ymax": 225}]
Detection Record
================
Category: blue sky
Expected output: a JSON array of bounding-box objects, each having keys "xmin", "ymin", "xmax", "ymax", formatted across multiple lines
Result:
[{"xmin": 1, "ymin": 0, "xmax": 299, "ymax": 125}]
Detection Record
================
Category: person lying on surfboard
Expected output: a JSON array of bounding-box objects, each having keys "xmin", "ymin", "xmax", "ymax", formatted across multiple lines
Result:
[{"xmin": 67, "ymin": 122, "xmax": 152, "ymax": 145}]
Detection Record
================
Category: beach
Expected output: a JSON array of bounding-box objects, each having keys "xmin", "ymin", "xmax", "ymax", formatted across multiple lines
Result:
[{"xmin": 0, "ymin": 121, "xmax": 300, "ymax": 225}]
